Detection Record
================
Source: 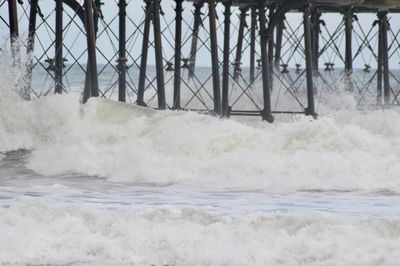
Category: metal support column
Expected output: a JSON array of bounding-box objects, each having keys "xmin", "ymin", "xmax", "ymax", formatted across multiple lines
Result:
[
  {"xmin": 153, "ymin": 0, "xmax": 166, "ymax": 109},
  {"xmin": 188, "ymin": 2, "xmax": 203, "ymax": 80},
  {"xmin": 233, "ymin": 7, "xmax": 247, "ymax": 80},
  {"xmin": 344, "ymin": 7, "xmax": 353, "ymax": 74},
  {"xmin": 25, "ymin": 0, "xmax": 38, "ymax": 100},
  {"xmin": 137, "ymin": 0, "xmax": 152, "ymax": 106},
  {"xmin": 94, "ymin": 0, "xmax": 102, "ymax": 34},
  {"xmin": 303, "ymin": 5, "xmax": 316, "ymax": 117},
  {"xmin": 55, "ymin": 0, "xmax": 63, "ymax": 94},
  {"xmin": 268, "ymin": 5, "xmax": 275, "ymax": 90},
  {"xmin": 222, "ymin": 0, "xmax": 232, "ymax": 116},
  {"xmin": 379, "ymin": 11, "xmax": 390, "ymax": 104},
  {"xmin": 118, "ymin": 0, "xmax": 127, "ymax": 102},
  {"xmin": 274, "ymin": 15, "xmax": 284, "ymax": 67},
  {"xmin": 83, "ymin": 0, "xmax": 100, "ymax": 102},
  {"xmin": 173, "ymin": 0, "xmax": 183, "ymax": 109},
  {"xmin": 250, "ymin": 7, "xmax": 257, "ymax": 82},
  {"xmin": 209, "ymin": 0, "xmax": 221, "ymax": 114},
  {"xmin": 258, "ymin": 4, "xmax": 273, "ymax": 122},
  {"xmin": 8, "ymin": 0, "xmax": 18, "ymax": 52},
  {"xmin": 310, "ymin": 9, "xmax": 320, "ymax": 72},
  {"xmin": 84, "ymin": 0, "xmax": 102, "ymax": 102},
  {"xmin": 344, "ymin": 7, "xmax": 353, "ymax": 91},
  {"xmin": 377, "ymin": 16, "xmax": 383, "ymax": 103}
]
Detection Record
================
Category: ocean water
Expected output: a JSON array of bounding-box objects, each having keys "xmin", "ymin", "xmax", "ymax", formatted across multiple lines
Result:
[{"xmin": 1, "ymin": 53, "xmax": 400, "ymax": 266}]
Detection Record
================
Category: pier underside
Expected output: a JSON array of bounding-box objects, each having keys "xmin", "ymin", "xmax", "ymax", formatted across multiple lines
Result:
[{"xmin": 1, "ymin": 0, "xmax": 400, "ymax": 121}]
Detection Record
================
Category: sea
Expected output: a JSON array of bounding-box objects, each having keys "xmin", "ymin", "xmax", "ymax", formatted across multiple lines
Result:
[{"xmin": 1, "ymin": 50, "xmax": 400, "ymax": 266}]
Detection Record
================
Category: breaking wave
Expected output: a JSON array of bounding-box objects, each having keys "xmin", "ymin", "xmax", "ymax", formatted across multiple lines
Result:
[
  {"xmin": 1, "ymin": 92, "xmax": 400, "ymax": 191},
  {"xmin": 1, "ymin": 46, "xmax": 400, "ymax": 191}
]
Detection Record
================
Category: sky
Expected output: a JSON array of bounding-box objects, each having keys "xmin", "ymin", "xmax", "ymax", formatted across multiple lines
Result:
[{"xmin": 0, "ymin": 0, "xmax": 399, "ymax": 69}]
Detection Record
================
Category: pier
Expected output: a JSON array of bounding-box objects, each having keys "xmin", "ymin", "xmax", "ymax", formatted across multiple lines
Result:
[{"xmin": 1, "ymin": 0, "xmax": 400, "ymax": 121}]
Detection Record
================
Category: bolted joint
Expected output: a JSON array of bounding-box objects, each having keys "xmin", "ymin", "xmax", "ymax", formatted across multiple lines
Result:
[
  {"xmin": 166, "ymin": 62, "xmax": 174, "ymax": 71},
  {"xmin": 118, "ymin": 0, "xmax": 127, "ymax": 11},
  {"xmin": 181, "ymin": 58, "xmax": 190, "ymax": 68},
  {"xmin": 144, "ymin": 0, "xmax": 153, "ymax": 14},
  {"xmin": 223, "ymin": 1, "xmax": 232, "ymax": 15},
  {"xmin": 376, "ymin": 11, "xmax": 390, "ymax": 30},
  {"xmin": 116, "ymin": 58, "xmax": 128, "ymax": 72},
  {"xmin": 118, "ymin": 0, "xmax": 127, "ymax": 7},
  {"xmin": 257, "ymin": 59, "xmax": 262, "ymax": 69},
  {"xmin": 45, "ymin": 58, "xmax": 67, "ymax": 72},
  {"xmin": 174, "ymin": 0, "xmax": 183, "ymax": 12},
  {"xmin": 95, "ymin": 1, "xmax": 105, "ymax": 19},
  {"xmin": 377, "ymin": 10, "xmax": 388, "ymax": 20},
  {"xmin": 45, "ymin": 58, "xmax": 56, "ymax": 72},
  {"xmin": 280, "ymin": 63, "xmax": 289, "ymax": 73}
]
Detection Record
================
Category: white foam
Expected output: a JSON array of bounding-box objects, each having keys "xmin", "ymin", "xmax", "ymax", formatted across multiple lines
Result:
[
  {"xmin": 0, "ymin": 91, "xmax": 400, "ymax": 191},
  {"xmin": 8, "ymin": 97, "xmax": 394, "ymax": 191},
  {"xmin": 1, "ymin": 199, "xmax": 399, "ymax": 266},
  {"xmin": 1, "ymin": 45, "xmax": 400, "ymax": 191}
]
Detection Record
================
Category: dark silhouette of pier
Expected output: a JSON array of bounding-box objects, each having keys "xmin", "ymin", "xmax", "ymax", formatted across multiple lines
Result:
[{"xmin": 1, "ymin": 0, "xmax": 400, "ymax": 121}]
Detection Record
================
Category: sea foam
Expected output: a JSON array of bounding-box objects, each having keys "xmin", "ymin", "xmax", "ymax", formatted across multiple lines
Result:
[
  {"xmin": 1, "ymin": 199, "xmax": 399, "ymax": 266},
  {"xmin": 1, "ymin": 44, "xmax": 400, "ymax": 191},
  {"xmin": 0, "ymin": 94, "xmax": 399, "ymax": 191}
]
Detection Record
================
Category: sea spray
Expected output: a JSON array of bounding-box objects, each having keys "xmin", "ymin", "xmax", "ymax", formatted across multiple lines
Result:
[
  {"xmin": 1, "ymin": 42, "xmax": 400, "ymax": 191},
  {"xmin": 15, "ymin": 98, "xmax": 400, "ymax": 191}
]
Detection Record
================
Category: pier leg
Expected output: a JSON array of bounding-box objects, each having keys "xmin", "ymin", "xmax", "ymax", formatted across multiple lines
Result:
[
  {"xmin": 25, "ymin": 0, "xmax": 38, "ymax": 100},
  {"xmin": 344, "ymin": 7, "xmax": 353, "ymax": 74},
  {"xmin": 344, "ymin": 7, "xmax": 353, "ymax": 91},
  {"xmin": 55, "ymin": 0, "xmax": 63, "ymax": 94},
  {"xmin": 84, "ymin": 0, "xmax": 101, "ymax": 102},
  {"xmin": 222, "ymin": 0, "xmax": 232, "ymax": 117},
  {"xmin": 377, "ymin": 17, "xmax": 383, "ymax": 104},
  {"xmin": 83, "ymin": 0, "xmax": 100, "ymax": 102},
  {"xmin": 94, "ymin": 0, "xmax": 102, "ymax": 34},
  {"xmin": 233, "ymin": 7, "xmax": 247, "ymax": 80},
  {"xmin": 118, "ymin": 0, "xmax": 127, "ymax": 102},
  {"xmin": 311, "ymin": 9, "xmax": 320, "ymax": 72},
  {"xmin": 379, "ymin": 11, "xmax": 390, "ymax": 105},
  {"xmin": 208, "ymin": 0, "xmax": 221, "ymax": 114},
  {"xmin": 268, "ymin": 6, "xmax": 275, "ymax": 90},
  {"xmin": 153, "ymin": 0, "xmax": 166, "ymax": 109},
  {"xmin": 8, "ymin": 0, "xmax": 19, "ymax": 57},
  {"xmin": 303, "ymin": 5, "xmax": 316, "ymax": 117},
  {"xmin": 258, "ymin": 4, "xmax": 273, "ymax": 122},
  {"xmin": 137, "ymin": 0, "xmax": 152, "ymax": 106},
  {"xmin": 173, "ymin": 0, "xmax": 183, "ymax": 110},
  {"xmin": 274, "ymin": 15, "xmax": 284, "ymax": 68},
  {"xmin": 188, "ymin": 2, "xmax": 203, "ymax": 80},
  {"xmin": 250, "ymin": 7, "xmax": 256, "ymax": 82}
]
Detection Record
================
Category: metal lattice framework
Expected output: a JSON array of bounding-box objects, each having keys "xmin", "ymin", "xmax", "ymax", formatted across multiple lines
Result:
[{"xmin": 1, "ymin": 0, "xmax": 400, "ymax": 122}]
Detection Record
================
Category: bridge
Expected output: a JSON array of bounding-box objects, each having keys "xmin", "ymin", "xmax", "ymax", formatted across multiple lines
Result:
[{"xmin": 1, "ymin": 0, "xmax": 400, "ymax": 122}]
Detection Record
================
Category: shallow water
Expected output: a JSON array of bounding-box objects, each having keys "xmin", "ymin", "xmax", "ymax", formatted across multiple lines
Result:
[{"xmin": 2, "ymin": 151, "xmax": 400, "ymax": 218}]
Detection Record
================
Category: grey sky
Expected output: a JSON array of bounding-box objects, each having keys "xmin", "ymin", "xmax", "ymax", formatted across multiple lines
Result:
[{"xmin": 1, "ymin": 1, "xmax": 399, "ymax": 69}]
